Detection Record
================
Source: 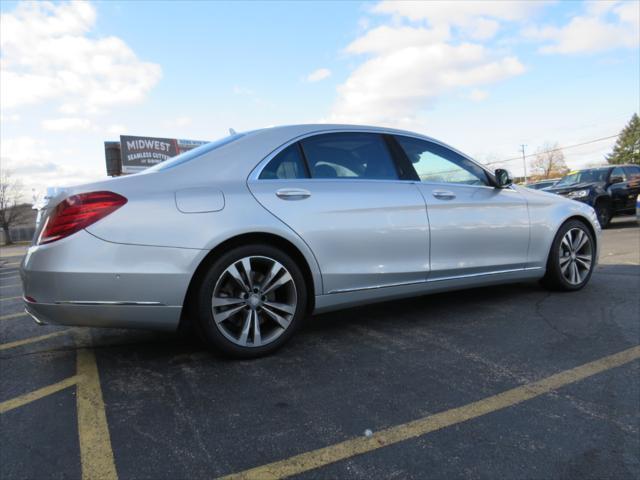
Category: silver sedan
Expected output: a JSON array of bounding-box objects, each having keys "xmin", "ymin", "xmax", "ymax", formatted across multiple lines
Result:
[{"xmin": 21, "ymin": 125, "xmax": 600, "ymax": 357}]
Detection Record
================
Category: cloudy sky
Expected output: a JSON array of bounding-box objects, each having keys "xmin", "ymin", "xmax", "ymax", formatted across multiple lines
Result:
[{"xmin": 1, "ymin": 0, "xmax": 638, "ymax": 199}]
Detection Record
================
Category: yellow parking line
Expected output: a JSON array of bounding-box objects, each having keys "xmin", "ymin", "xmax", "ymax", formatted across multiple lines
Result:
[
  {"xmin": 0, "ymin": 375, "xmax": 80, "ymax": 414},
  {"xmin": 1, "ymin": 262, "xmax": 21, "ymax": 267},
  {"xmin": 0, "ymin": 296, "xmax": 21, "ymax": 303},
  {"xmin": 0, "ymin": 253, "xmax": 24, "ymax": 257},
  {"xmin": 220, "ymin": 345, "xmax": 640, "ymax": 480},
  {"xmin": 0, "ymin": 312, "xmax": 27, "ymax": 321},
  {"xmin": 75, "ymin": 330, "xmax": 118, "ymax": 480},
  {"xmin": 0, "ymin": 283, "xmax": 21, "ymax": 289},
  {"xmin": 0, "ymin": 330, "xmax": 69, "ymax": 351}
]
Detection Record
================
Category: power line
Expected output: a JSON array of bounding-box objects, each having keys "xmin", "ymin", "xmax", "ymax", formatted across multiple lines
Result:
[{"xmin": 486, "ymin": 134, "xmax": 620, "ymax": 166}]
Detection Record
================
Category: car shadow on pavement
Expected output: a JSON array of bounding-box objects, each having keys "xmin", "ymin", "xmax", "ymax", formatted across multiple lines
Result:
[
  {"xmin": 304, "ymin": 281, "xmax": 536, "ymax": 335},
  {"xmin": 605, "ymin": 217, "xmax": 639, "ymax": 230},
  {"xmin": 77, "ymin": 262, "xmax": 638, "ymax": 362}
]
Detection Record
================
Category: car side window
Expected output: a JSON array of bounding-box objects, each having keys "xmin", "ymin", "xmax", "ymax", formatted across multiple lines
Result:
[
  {"xmin": 394, "ymin": 136, "xmax": 489, "ymax": 186},
  {"xmin": 259, "ymin": 143, "xmax": 309, "ymax": 180},
  {"xmin": 610, "ymin": 167, "xmax": 627, "ymax": 182},
  {"xmin": 623, "ymin": 166, "xmax": 640, "ymax": 179},
  {"xmin": 300, "ymin": 132, "xmax": 399, "ymax": 180}
]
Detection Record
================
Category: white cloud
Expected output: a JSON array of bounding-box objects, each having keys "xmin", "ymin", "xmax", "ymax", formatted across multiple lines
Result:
[
  {"xmin": 468, "ymin": 18, "xmax": 500, "ymax": 41},
  {"xmin": 329, "ymin": 2, "xmax": 526, "ymax": 125},
  {"xmin": 467, "ymin": 89, "xmax": 489, "ymax": 102},
  {"xmin": 0, "ymin": 1, "xmax": 162, "ymax": 113},
  {"xmin": 373, "ymin": 1, "xmax": 542, "ymax": 39},
  {"xmin": 306, "ymin": 68, "xmax": 332, "ymax": 82},
  {"xmin": 106, "ymin": 124, "xmax": 127, "ymax": 135},
  {"xmin": 526, "ymin": 1, "xmax": 639, "ymax": 54},
  {"xmin": 346, "ymin": 25, "xmax": 450, "ymax": 54},
  {"xmin": 0, "ymin": 113, "xmax": 20, "ymax": 124},
  {"xmin": 0, "ymin": 136, "xmax": 104, "ymax": 199},
  {"xmin": 42, "ymin": 117, "xmax": 92, "ymax": 131}
]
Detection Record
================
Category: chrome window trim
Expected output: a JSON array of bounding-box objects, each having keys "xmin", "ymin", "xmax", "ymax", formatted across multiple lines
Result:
[
  {"xmin": 250, "ymin": 177, "xmax": 516, "ymax": 191},
  {"xmin": 251, "ymin": 177, "xmax": 418, "ymax": 186},
  {"xmin": 248, "ymin": 128, "xmax": 498, "ymax": 185}
]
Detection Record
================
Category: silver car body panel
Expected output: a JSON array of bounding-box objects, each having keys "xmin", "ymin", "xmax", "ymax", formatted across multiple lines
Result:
[
  {"xmin": 413, "ymin": 182, "xmax": 530, "ymax": 279},
  {"xmin": 248, "ymin": 178, "xmax": 429, "ymax": 293},
  {"xmin": 20, "ymin": 124, "xmax": 601, "ymax": 330}
]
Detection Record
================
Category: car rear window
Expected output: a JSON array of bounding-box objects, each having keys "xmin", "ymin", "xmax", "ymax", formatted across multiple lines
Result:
[
  {"xmin": 144, "ymin": 133, "xmax": 245, "ymax": 172},
  {"xmin": 259, "ymin": 143, "xmax": 309, "ymax": 179}
]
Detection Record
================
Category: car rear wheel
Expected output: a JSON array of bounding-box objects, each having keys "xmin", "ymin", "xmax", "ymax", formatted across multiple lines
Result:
[
  {"xmin": 542, "ymin": 219, "xmax": 595, "ymax": 291},
  {"xmin": 195, "ymin": 244, "xmax": 307, "ymax": 357}
]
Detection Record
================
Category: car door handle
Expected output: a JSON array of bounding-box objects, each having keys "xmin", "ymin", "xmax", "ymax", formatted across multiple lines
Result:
[
  {"xmin": 276, "ymin": 188, "xmax": 311, "ymax": 200},
  {"xmin": 432, "ymin": 190, "xmax": 456, "ymax": 200}
]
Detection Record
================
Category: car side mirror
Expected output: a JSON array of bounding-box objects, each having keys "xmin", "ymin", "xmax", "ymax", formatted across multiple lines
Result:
[
  {"xmin": 494, "ymin": 169, "xmax": 512, "ymax": 188},
  {"xmin": 609, "ymin": 176, "xmax": 624, "ymax": 185}
]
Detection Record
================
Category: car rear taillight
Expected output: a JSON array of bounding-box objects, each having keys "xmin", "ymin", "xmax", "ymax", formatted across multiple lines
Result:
[{"xmin": 37, "ymin": 191, "xmax": 127, "ymax": 245}]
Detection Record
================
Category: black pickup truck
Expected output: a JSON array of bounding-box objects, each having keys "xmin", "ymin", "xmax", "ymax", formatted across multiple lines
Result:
[{"xmin": 546, "ymin": 165, "xmax": 640, "ymax": 227}]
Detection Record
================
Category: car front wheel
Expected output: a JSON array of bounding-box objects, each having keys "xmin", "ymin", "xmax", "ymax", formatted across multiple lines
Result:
[
  {"xmin": 195, "ymin": 245, "xmax": 307, "ymax": 357},
  {"xmin": 542, "ymin": 219, "xmax": 595, "ymax": 291}
]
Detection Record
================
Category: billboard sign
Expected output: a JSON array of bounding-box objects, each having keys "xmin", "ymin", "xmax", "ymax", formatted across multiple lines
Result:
[{"xmin": 118, "ymin": 135, "xmax": 208, "ymax": 174}]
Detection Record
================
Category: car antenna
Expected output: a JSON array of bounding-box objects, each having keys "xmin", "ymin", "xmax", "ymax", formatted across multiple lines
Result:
[{"xmin": 229, "ymin": 128, "xmax": 237, "ymax": 135}]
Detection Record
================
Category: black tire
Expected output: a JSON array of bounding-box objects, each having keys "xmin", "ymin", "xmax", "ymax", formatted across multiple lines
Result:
[
  {"xmin": 194, "ymin": 244, "xmax": 307, "ymax": 358},
  {"xmin": 594, "ymin": 200, "xmax": 612, "ymax": 228},
  {"xmin": 541, "ymin": 219, "xmax": 595, "ymax": 291}
]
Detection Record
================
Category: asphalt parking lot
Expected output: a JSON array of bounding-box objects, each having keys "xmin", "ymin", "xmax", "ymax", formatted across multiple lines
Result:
[{"xmin": 1, "ymin": 217, "xmax": 638, "ymax": 480}]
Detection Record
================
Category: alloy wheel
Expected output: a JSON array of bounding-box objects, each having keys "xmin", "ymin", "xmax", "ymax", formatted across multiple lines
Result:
[
  {"xmin": 211, "ymin": 256, "xmax": 297, "ymax": 347},
  {"xmin": 559, "ymin": 228, "xmax": 593, "ymax": 285}
]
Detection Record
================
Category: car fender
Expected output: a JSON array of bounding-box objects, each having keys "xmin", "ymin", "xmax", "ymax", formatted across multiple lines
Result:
[
  {"xmin": 86, "ymin": 180, "xmax": 324, "ymax": 296},
  {"xmin": 517, "ymin": 187, "xmax": 600, "ymax": 269}
]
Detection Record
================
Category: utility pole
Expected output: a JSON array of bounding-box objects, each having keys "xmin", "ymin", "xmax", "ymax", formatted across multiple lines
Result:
[{"xmin": 520, "ymin": 144, "xmax": 527, "ymax": 185}]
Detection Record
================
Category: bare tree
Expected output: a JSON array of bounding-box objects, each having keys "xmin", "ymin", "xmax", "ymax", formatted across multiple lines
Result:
[
  {"xmin": 530, "ymin": 142, "xmax": 569, "ymax": 179},
  {"xmin": 0, "ymin": 171, "xmax": 25, "ymax": 245}
]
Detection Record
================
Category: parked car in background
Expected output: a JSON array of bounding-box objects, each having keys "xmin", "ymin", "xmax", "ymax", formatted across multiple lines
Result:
[
  {"xmin": 22, "ymin": 124, "xmax": 601, "ymax": 357},
  {"xmin": 526, "ymin": 179, "xmax": 560, "ymax": 190},
  {"xmin": 546, "ymin": 165, "xmax": 640, "ymax": 227}
]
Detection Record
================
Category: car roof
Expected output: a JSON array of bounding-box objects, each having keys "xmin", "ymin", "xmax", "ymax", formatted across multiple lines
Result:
[
  {"xmin": 237, "ymin": 123, "xmax": 491, "ymax": 173},
  {"xmin": 243, "ymin": 123, "xmax": 441, "ymax": 141}
]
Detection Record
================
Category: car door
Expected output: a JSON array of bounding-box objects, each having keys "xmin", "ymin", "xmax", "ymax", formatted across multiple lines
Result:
[
  {"xmin": 248, "ymin": 132, "xmax": 429, "ymax": 294},
  {"xmin": 623, "ymin": 166, "xmax": 640, "ymax": 210},
  {"xmin": 608, "ymin": 166, "xmax": 630, "ymax": 212},
  {"xmin": 392, "ymin": 135, "xmax": 530, "ymax": 280}
]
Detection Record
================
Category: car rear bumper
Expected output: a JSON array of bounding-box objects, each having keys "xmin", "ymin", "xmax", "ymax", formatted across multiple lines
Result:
[
  {"xmin": 20, "ymin": 230, "xmax": 206, "ymax": 331},
  {"xmin": 23, "ymin": 299, "xmax": 182, "ymax": 331}
]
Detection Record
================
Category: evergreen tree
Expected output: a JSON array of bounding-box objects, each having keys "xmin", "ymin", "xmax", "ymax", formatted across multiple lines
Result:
[{"xmin": 606, "ymin": 113, "xmax": 640, "ymax": 165}]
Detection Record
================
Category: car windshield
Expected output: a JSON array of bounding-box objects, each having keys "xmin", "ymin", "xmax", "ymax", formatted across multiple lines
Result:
[
  {"xmin": 143, "ymin": 133, "xmax": 245, "ymax": 172},
  {"xmin": 554, "ymin": 168, "xmax": 609, "ymax": 187},
  {"xmin": 528, "ymin": 181, "xmax": 554, "ymax": 190}
]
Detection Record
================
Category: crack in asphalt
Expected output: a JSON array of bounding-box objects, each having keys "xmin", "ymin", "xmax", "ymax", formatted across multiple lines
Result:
[{"xmin": 533, "ymin": 292, "xmax": 578, "ymax": 340}]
